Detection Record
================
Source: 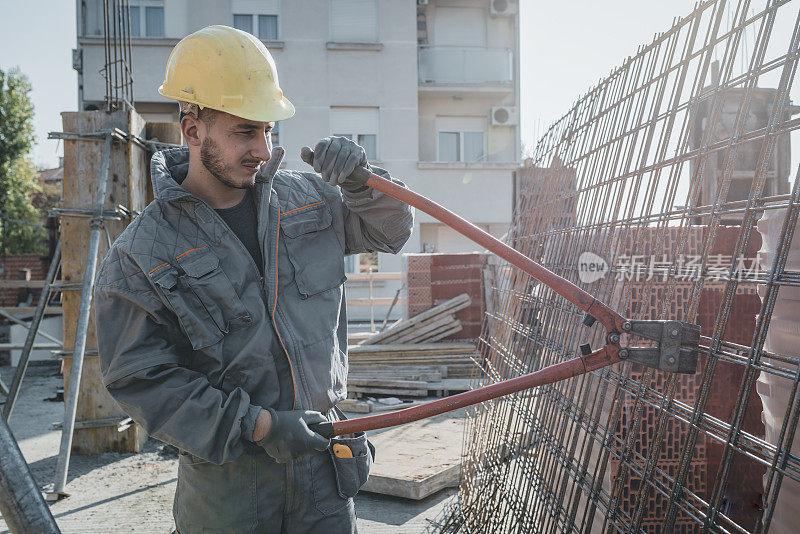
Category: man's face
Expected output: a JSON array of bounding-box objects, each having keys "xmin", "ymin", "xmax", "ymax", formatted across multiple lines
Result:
[{"xmin": 198, "ymin": 112, "xmax": 274, "ymax": 189}]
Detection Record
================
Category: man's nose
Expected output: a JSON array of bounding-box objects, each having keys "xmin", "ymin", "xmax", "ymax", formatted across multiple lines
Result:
[{"xmin": 252, "ymin": 131, "xmax": 272, "ymax": 162}]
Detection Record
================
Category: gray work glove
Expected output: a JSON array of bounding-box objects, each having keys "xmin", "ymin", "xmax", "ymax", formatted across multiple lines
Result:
[
  {"xmin": 256, "ymin": 408, "xmax": 331, "ymax": 463},
  {"xmin": 311, "ymin": 136, "xmax": 370, "ymax": 192}
]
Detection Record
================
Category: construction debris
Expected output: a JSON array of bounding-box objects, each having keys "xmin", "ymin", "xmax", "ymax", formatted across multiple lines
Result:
[
  {"xmin": 346, "ymin": 343, "xmax": 480, "ymax": 398},
  {"xmin": 359, "ymin": 294, "xmax": 470, "ymax": 345}
]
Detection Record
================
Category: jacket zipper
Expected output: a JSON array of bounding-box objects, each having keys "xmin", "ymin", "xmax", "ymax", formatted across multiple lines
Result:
[
  {"xmin": 182, "ymin": 191, "xmax": 298, "ymax": 411},
  {"xmin": 267, "ymin": 198, "xmax": 299, "ymax": 410}
]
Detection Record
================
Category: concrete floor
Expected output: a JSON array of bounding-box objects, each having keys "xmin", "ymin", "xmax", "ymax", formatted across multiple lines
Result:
[{"xmin": 0, "ymin": 363, "xmax": 455, "ymax": 533}]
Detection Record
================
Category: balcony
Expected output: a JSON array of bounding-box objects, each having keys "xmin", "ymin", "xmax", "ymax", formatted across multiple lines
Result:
[{"xmin": 418, "ymin": 46, "xmax": 513, "ymax": 87}]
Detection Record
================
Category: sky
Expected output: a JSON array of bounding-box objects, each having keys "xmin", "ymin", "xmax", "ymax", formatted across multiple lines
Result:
[
  {"xmin": 0, "ymin": 1, "xmax": 793, "ymax": 169},
  {"xmin": 520, "ymin": 0, "xmax": 698, "ymax": 148},
  {"xmin": 0, "ymin": 0, "xmax": 77, "ymax": 169}
]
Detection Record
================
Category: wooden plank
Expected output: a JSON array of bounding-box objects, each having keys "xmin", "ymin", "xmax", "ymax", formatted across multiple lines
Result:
[
  {"xmin": 426, "ymin": 379, "xmax": 474, "ymax": 392},
  {"xmin": 60, "ymin": 110, "xmax": 149, "ymax": 454},
  {"xmin": 360, "ymin": 294, "xmax": 471, "ymax": 345},
  {"xmin": 417, "ymin": 323, "xmax": 464, "ymax": 343},
  {"xmin": 0, "ymin": 280, "xmax": 47, "ymax": 289},
  {"xmin": 0, "ymin": 307, "xmax": 63, "ymax": 315},
  {"xmin": 348, "ymin": 370, "xmax": 443, "ymax": 381},
  {"xmin": 385, "ymin": 315, "xmax": 459, "ymax": 344},
  {"xmin": 349, "ymin": 342, "xmax": 477, "ymax": 354},
  {"xmin": 403, "ymin": 320, "xmax": 462, "ymax": 344},
  {"xmin": 361, "ymin": 295, "xmax": 468, "ymax": 344},
  {"xmin": 345, "ymin": 272, "xmax": 402, "ymax": 282},
  {"xmin": 360, "ymin": 409, "xmax": 465, "ymax": 499},
  {"xmin": 347, "ymin": 297, "xmax": 407, "ymax": 306},
  {"xmin": 347, "ymin": 378, "xmax": 428, "ymax": 389},
  {"xmin": 335, "ymin": 399, "xmax": 372, "ymax": 413},
  {"xmin": 348, "ymin": 386, "xmax": 429, "ymax": 397}
]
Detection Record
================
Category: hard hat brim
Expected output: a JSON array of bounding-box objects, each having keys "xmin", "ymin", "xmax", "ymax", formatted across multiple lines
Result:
[{"xmin": 159, "ymin": 84, "xmax": 295, "ymax": 123}]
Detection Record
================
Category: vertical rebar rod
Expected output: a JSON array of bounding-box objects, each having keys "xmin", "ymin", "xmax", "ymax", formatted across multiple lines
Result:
[{"xmin": 51, "ymin": 133, "xmax": 112, "ymax": 497}]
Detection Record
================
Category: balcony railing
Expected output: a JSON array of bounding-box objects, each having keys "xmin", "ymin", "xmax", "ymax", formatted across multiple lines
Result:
[{"xmin": 418, "ymin": 46, "xmax": 513, "ymax": 85}]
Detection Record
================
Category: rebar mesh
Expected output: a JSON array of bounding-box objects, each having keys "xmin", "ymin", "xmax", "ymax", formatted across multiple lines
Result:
[{"xmin": 438, "ymin": 1, "xmax": 800, "ymax": 532}]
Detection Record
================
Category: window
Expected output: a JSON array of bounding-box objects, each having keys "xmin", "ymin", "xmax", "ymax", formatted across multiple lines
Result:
[
  {"xmin": 233, "ymin": 13, "xmax": 279, "ymax": 40},
  {"xmin": 436, "ymin": 117, "xmax": 486, "ymax": 162},
  {"xmin": 331, "ymin": 107, "xmax": 379, "ymax": 160},
  {"xmin": 437, "ymin": 131, "xmax": 485, "ymax": 162},
  {"xmin": 127, "ymin": 1, "xmax": 163, "ymax": 38},
  {"xmin": 259, "ymin": 15, "xmax": 278, "ymax": 40},
  {"xmin": 129, "ymin": 6, "xmax": 140, "ymax": 36},
  {"xmin": 330, "ymin": 0, "xmax": 378, "ymax": 43},
  {"xmin": 233, "ymin": 14, "xmax": 253, "ymax": 35},
  {"xmin": 145, "ymin": 6, "xmax": 164, "ymax": 37},
  {"xmin": 438, "ymin": 132, "xmax": 460, "ymax": 162}
]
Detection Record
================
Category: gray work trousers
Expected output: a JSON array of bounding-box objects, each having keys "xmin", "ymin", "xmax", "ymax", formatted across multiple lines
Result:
[{"xmin": 173, "ymin": 445, "xmax": 359, "ymax": 533}]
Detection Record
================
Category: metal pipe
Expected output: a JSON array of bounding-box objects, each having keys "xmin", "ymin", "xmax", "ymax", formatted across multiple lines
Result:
[
  {"xmin": 3, "ymin": 240, "xmax": 62, "ymax": 420},
  {"xmin": 0, "ymin": 415, "xmax": 60, "ymax": 533},
  {"xmin": 51, "ymin": 133, "xmax": 112, "ymax": 497}
]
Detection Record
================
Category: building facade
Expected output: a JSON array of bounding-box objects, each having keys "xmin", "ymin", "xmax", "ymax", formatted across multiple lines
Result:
[{"xmin": 75, "ymin": 0, "xmax": 520, "ymax": 319}]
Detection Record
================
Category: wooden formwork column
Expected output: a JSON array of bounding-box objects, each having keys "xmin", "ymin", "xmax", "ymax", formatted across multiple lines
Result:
[{"xmin": 60, "ymin": 110, "xmax": 148, "ymax": 454}]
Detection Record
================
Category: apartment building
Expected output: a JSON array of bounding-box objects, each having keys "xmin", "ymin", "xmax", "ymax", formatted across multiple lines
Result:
[{"xmin": 75, "ymin": 0, "xmax": 520, "ymax": 319}]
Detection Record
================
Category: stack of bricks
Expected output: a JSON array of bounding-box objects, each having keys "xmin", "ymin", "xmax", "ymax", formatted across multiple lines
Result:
[
  {"xmin": 0, "ymin": 254, "xmax": 51, "ymax": 307},
  {"xmin": 405, "ymin": 253, "xmax": 489, "ymax": 342},
  {"xmin": 609, "ymin": 225, "xmax": 764, "ymax": 532}
]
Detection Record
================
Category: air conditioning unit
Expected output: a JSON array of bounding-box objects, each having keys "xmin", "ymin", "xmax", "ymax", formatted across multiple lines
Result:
[
  {"xmin": 492, "ymin": 106, "xmax": 518, "ymax": 126},
  {"xmin": 490, "ymin": 0, "xmax": 517, "ymax": 16},
  {"xmin": 417, "ymin": 0, "xmax": 428, "ymax": 5}
]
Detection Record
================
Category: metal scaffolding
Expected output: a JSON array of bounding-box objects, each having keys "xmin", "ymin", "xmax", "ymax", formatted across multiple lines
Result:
[{"xmin": 437, "ymin": 1, "xmax": 800, "ymax": 532}]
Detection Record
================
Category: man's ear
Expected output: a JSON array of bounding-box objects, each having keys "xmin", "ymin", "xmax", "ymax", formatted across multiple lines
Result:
[{"xmin": 181, "ymin": 115, "xmax": 202, "ymax": 147}]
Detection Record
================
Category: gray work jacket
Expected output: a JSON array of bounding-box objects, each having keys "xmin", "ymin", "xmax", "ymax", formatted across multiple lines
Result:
[{"xmin": 94, "ymin": 147, "xmax": 413, "ymax": 464}]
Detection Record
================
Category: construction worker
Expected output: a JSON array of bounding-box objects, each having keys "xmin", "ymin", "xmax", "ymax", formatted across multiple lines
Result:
[{"xmin": 93, "ymin": 26, "xmax": 413, "ymax": 533}]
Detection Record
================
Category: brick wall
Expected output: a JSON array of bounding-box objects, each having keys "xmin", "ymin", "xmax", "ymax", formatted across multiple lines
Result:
[
  {"xmin": 610, "ymin": 225, "xmax": 764, "ymax": 532},
  {"xmin": 405, "ymin": 253, "xmax": 489, "ymax": 341},
  {"xmin": 0, "ymin": 254, "xmax": 52, "ymax": 307}
]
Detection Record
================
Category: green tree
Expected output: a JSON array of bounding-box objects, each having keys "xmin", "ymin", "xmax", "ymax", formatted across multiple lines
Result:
[
  {"xmin": 3, "ymin": 158, "xmax": 47, "ymax": 254},
  {"xmin": 0, "ymin": 67, "xmax": 47, "ymax": 254}
]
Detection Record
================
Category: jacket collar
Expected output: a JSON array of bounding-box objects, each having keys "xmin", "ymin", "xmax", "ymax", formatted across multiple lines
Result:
[
  {"xmin": 150, "ymin": 146, "xmax": 285, "ymax": 203},
  {"xmin": 150, "ymin": 147, "xmax": 195, "ymax": 202}
]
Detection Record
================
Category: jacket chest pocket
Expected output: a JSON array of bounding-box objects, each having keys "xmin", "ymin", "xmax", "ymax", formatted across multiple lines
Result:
[
  {"xmin": 280, "ymin": 203, "xmax": 346, "ymax": 298},
  {"xmin": 153, "ymin": 250, "xmax": 252, "ymax": 350}
]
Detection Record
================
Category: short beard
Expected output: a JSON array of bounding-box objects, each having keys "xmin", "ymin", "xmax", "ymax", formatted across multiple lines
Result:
[{"xmin": 200, "ymin": 136, "xmax": 252, "ymax": 190}]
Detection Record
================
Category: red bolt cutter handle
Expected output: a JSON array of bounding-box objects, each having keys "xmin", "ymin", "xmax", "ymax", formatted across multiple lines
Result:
[{"xmin": 300, "ymin": 149, "xmax": 627, "ymax": 439}]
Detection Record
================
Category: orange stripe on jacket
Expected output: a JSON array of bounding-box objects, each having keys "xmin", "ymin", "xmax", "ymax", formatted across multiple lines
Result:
[{"xmin": 281, "ymin": 201, "xmax": 324, "ymax": 217}]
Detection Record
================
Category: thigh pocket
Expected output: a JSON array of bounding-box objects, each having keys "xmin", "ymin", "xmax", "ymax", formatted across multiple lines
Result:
[
  {"xmin": 152, "ymin": 250, "xmax": 251, "ymax": 350},
  {"xmin": 175, "ymin": 453, "xmax": 256, "ymax": 531},
  {"xmin": 328, "ymin": 432, "xmax": 373, "ymax": 499},
  {"xmin": 280, "ymin": 203, "xmax": 346, "ymax": 298}
]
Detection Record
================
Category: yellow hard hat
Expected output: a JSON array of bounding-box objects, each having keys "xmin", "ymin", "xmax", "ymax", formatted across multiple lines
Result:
[{"xmin": 158, "ymin": 25, "xmax": 295, "ymax": 122}]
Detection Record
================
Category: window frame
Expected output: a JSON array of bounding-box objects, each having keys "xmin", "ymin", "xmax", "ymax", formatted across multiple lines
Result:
[
  {"xmin": 127, "ymin": 0, "xmax": 164, "ymax": 38},
  {"xmin": 231, "ymin": 13, "xmax": 280, "ymax": 40}
]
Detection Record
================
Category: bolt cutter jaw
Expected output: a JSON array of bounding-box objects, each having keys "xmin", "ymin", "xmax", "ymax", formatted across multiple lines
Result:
[{"xmin": 617, "ymin": 320, "xmax": 701, "ymax": 374}]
